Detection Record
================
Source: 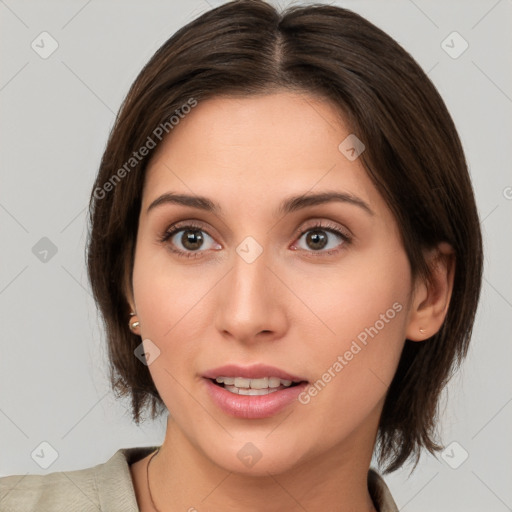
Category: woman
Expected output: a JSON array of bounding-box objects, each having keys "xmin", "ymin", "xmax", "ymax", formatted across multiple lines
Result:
[{"xmin": 0, "ymin": 0, "xmax": 483, "ymax": 510}]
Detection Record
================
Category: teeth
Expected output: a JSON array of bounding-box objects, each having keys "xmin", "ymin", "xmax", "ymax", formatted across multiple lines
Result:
[
  {"xmin": 215, "ymin": 377, "xmax": 234, "ymax": 385},
  {"xmin": 224, "ymin": 385, "xmax": 280, "ymax": 396},
  {"xmin": 234, "ymin": 377, "xmax": 251, "ymax": 388},
  {"xmin": 249, "ymin": 377, "xmax": 268, "ymax": 389},
  {"xmin": 268, "ymin": 377, "xmax": 281, "ymax": 388},
  {"xmin": 214, "ymin": 376, "xmax": 296, "ymax": 390}
]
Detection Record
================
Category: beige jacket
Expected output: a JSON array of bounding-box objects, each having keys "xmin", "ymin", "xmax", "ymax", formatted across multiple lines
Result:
[{"xmin": 0, "ymin": 446, "xmax": 399, "ymax": 511}]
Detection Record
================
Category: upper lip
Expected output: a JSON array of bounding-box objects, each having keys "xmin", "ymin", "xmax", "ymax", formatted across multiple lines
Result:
[{"xmin": 202, "ymin": 364, "xmax": 307, "ymax": 382}]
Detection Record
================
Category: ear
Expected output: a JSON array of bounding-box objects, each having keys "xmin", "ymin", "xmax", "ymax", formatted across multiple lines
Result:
[
  {"xmin": 406, "ymin": 242, "xmax": 456, "ymax": 341},
  {"xmin": 122, "ymin": 255, "xmax": 136, "ymax": 314},
  {"xmin": 125, "ymin": 284, "xmax": 141, "ymax": 336}
]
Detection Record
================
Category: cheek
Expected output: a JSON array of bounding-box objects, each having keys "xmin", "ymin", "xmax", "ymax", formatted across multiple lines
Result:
[
  {"xmin": 132, "ymin": 238, "xmax": 211, "ymax": 338},
  {"xmin": 131, "ymin": 238, "xmax": 227, "ymax": 377},
  {"xmin": 296, "ymin": 246, "xmax": 412, "ymax": 391},
  {"xmin": 131, "ymin": 245, "xmax": 209, "ymax": 417},
  {"xmin": 306, "ymin": 266, "xmax": 410, "ymax": 421}
]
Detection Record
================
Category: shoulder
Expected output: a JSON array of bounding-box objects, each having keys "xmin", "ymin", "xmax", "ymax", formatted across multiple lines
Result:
[
  {"xmin": 0, "ymin": 467, "xmax": 99, "ymax": 512},
  {"xmin": 0, "ymin": 446, "xmax": 158, "ymax": 512},
  {"xmin": 368, "ymin": 468, "xmax": 399, "ymax": 512}
]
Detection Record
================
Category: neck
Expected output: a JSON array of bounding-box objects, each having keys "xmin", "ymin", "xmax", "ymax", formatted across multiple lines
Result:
[{"xmin": 146, "ymin": 418, "xmax": 379, "ymax": 512}]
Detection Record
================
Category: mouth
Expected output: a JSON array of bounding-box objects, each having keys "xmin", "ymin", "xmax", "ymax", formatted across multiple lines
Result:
[
  {"xmin": 202, "ymin": 364, "xmax": 309, "ymax": 418},
  {"xmin": 209, "ymin": 376, "xmax": 305, "ymax": 396}
]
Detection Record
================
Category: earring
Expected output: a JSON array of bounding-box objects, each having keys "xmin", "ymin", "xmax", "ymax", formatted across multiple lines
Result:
[
  {"xmin": 419, "ymin": 328, "xmax": 426, "ymax": 334},
  {"xmin": 129, "ymin": 311, "xmax": 140, "ymax": 331}
]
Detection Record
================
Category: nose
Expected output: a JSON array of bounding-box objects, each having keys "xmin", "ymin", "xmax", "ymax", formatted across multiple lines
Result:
[{"xmin": 214, "ymin": 244, "xmax": 288, "ymax": 345}]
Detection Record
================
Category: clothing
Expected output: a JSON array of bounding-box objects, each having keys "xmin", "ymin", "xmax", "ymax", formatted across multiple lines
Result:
[{"xmin": 0, "ymin": 446, "xmax": 398, "ymax": 511}]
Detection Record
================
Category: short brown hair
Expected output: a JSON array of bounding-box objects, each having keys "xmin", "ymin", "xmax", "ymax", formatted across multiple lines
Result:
[{"xmin": 86, "ymin": 0, "xmax": 483, "ymax": 473}]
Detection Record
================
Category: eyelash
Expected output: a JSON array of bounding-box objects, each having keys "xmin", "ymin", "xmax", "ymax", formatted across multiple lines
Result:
[{"xmin": 158, "ymin": 221, "xmax": 352, "ymax": 259}]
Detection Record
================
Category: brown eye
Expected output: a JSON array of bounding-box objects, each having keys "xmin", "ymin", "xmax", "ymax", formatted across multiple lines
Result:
[
  {"xmin": 180, "ymin": 229, "xmax": 204, "ymax": 251},
  {"xmin": 160, "ymin": 223, "xmax": 221, "ymax": 259},
  {"xmin": 292, "ymin": 221, "xmax": 352, "ymax": 256},
  {"xmin": 305, "ymin": 230, "xmax": 329, "ymax": 250}
]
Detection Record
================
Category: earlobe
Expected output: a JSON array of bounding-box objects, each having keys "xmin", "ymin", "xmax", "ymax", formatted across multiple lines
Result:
[
  {"xmin": 406, "ymin": 242, "xmax": 456, "ymax": 342},
  {"xmin": 129, "ymin": 312, "xmax": 141, "ymax": 334},
  {"xmin": 125, "ymin": 286, "xmax": 140, "ymax": 335}
]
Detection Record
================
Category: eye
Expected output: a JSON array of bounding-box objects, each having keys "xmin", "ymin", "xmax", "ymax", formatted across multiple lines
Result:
[
  {"xmin": 291, "ymin": 221, "xmax": 351, "ymax": 256},
  {"xmin": 159, "ymin": 222, "xmax": 221, "ymax": 259},
  {"xmin": 159, "ymin": 220, "xmax": 352, "ymax": 260}
]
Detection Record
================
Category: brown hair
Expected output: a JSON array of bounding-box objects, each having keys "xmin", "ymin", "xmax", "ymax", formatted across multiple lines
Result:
[{"xmin": 86, "ymin": 0, "xmax": 483, "ymax": 473}]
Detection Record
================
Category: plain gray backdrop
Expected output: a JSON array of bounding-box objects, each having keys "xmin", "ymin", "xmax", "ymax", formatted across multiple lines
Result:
[{"xmin": 1, "ymin": 0, "xmax": 511, "ymax": 510}]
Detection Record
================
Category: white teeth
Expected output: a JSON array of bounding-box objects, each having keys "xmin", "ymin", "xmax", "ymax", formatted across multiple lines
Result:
[
  {"xmin": 224, "ymin": 385, "xmax": 279, "ymax": 396},
  {"xmin": 234, "ymin": 377, "xmax": 251, "ymax": 388},
  {"xmin": 249, "ymin": 377, "xmax": 268, "ymax": 389},
  {"xmin": 214, "ymin": 376, "xmax": 296, "ymax": 391},
  {"xmin": 215, "ymin": 377, "xmax": 235, "ymax": 385},
  {"xmin": 268, "ymin": 377, "xmax": 282, "ymax": 388}
]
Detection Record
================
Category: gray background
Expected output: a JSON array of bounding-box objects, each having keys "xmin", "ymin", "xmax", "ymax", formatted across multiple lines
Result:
[{"xmin": 1, "ymin": 0, "xmax": 511, "ymax": 510}]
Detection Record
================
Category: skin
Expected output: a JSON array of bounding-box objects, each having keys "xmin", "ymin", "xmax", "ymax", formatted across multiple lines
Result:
[{"xmin": 126, "ymin": 91, "xmax": 455, "ymax": 511}]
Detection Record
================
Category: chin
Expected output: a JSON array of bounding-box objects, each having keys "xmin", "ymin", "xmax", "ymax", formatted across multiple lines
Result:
[{"xmin": 201, "ymin": 437, "xmax": 309, "ymax": 477}]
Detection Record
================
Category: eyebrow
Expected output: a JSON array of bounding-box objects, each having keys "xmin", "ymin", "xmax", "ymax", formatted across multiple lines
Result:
[{"xmin": 146, "ymin": 191, "xmax": 374, "ymax": 216}]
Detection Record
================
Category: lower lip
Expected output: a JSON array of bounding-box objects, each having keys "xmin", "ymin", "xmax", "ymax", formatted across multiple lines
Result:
[{"xmin": 204, "ymin": 379, "xmax": 309, "ymax": 419}]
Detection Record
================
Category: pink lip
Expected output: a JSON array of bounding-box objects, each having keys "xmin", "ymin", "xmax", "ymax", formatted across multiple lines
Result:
[
  {"xmin": 202, "ymin": 363, "xmax": 306, "ymax": 382},
  {"xmin": 202, "ymin": 364, "xmax": 308, "ymax": 419},
  {"xmin": 203, "ymin": 378, "xmax": 309, "ymax": 419}
]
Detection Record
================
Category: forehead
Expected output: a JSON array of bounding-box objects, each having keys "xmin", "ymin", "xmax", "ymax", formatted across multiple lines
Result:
[{"xmin": 141, "ymin": 92, "xmax": 384, "ymax": 217}]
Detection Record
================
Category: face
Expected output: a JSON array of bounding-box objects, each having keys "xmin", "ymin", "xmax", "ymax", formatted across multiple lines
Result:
[{"xmin": 130, "ymin": 91, "xmax": 415, "ymax": 476}]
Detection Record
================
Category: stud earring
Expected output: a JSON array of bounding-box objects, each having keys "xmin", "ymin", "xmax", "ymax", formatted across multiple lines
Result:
[
  {"xmin": 419, "ymin": 328, "xmax": 426, "ymax": 334},
  {"xmin": 129, "ymin": 311, "xmax": 140, "ymax": 331}
]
